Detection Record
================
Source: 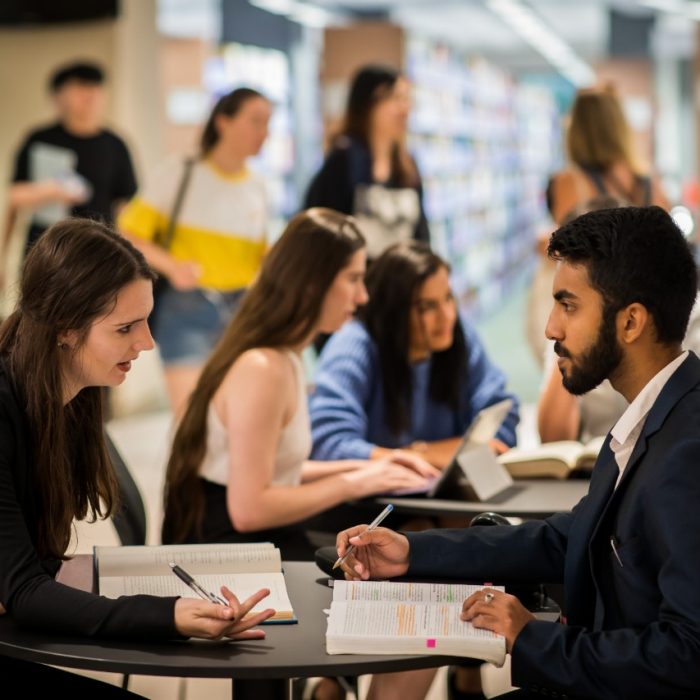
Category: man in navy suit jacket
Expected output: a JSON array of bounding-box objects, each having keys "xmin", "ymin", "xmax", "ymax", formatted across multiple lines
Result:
[{"xmin": 335, "ymin": 206, "xmax": 700, "ymax": 699}]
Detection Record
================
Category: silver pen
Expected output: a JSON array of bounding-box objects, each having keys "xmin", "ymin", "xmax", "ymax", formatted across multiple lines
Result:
[
  {"xmin": 610, "ymin": 537, "xmax": 624, "ymax": 568},
  {"xmin": 169, "ymin": 562, "xmax": 228, "ymax": 605}
]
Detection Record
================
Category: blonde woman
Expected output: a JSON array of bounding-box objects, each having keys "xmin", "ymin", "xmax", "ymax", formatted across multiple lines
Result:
[
  {"xmin": 548, "ymin": 84, "xmax": 669, "ymax": 224},
  {"xmin": 527, "ymin": 84, "xmax": 670, "ymax": 365}
]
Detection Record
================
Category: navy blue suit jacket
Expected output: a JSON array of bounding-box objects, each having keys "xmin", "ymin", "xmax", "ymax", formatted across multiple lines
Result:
[{"xmin": 407, "ymin": 352, "xmax": 700, "ymax": 699}]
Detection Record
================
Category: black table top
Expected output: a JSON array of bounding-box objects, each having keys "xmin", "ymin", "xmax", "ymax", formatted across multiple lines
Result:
[
  {"xmin": 376, "ymin": 478, "xmax": 588, "ymax": 519},
  {"xmin": 0, "ymin": 562, "xmax": 458, "ymax": 680}
]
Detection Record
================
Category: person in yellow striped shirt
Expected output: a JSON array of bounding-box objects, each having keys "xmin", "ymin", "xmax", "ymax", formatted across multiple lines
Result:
[{"xmin": 118, "ymin": 88, "xmax": 271, "ymax": 415}]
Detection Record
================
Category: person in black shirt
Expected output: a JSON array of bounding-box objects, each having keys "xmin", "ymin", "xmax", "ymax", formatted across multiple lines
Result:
[{"xmin": 2, "ymin": 61, "xmax": 137, "ymax": 284}]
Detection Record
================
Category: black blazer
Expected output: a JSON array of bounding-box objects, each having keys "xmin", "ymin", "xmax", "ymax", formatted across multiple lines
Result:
[
  {"xmin": 0, "ymin": 360, "xmax": 178, "ymax": 639},
  {"xmin": 407, "ymin": 352, "xmax": 700, "ymax": 699}
]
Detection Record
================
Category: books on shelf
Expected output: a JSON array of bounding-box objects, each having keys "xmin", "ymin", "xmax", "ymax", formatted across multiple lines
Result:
[
  {"xmin": 497, "ymin": 435, "xmax": 605, "ymax": 480},
  {"xmin": 326, "ymin": 580, "xmax": 506, "ymax": 666},
  {"xmin": 95, "ymin": 542, "xmax": 296, "ymax": 623}
]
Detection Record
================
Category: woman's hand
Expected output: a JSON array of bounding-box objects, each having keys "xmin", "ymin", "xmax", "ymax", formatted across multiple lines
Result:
[
  {"xmin": 335, "ymin": 525, "xmax": 410, "ymax": 580},
  {"xmin": 460, "ymin": 588, "xmax": 534, "ymax": 653},
  {"xmin": 386, "ymin": 449, "xmax": 440, "ymax": 478},
  {"xmin": 174, "ymin": 586, "xmax": 275, "ymax": 640},
  {"xmin": 343, "ymin": 460, "xmax": 429, "ymax": 498}
]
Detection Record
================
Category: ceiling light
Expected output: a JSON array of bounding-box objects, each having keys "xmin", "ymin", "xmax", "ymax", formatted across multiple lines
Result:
[
  {"xmin": 249, "ymin": 0, "xmax": 346, "ymax": 28},
  {"xmin": 487, "ymin": 0, "xmax": 596, "ymax": 87}
]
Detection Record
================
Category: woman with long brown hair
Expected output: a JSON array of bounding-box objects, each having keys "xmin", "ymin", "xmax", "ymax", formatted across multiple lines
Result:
[
  {"xmin": 304, "ymin": 65, "xmax": 429, "ymax": 261},
  {"xmin": 119, "ymin": 87, "xmax": 272, "ymax": 415},
  {"xmin": 0, "ymin": 219, "xmax": 273, "ymax": 695},
  {"xmin": 162, "ymin": 208, "xmax": 435, "ymax": 558}
]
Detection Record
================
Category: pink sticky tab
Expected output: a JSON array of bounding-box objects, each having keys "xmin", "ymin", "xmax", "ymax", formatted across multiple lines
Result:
[
  {"xmin": 426, "ymin": 639, "xmax": 436, "ymax": 649},
  {"xmin": 483, "ymin": 582, "xmax": 493, "ymax": 587}
]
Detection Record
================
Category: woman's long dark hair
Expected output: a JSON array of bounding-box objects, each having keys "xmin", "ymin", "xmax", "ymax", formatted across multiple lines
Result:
[
  {"xmin": 163, "ymin": 208, "xmax": 365, "ymax": 543},
  {"xmin": 340, "ymin": 64, "xmax": 418, "ymax": 188},
  {"xmin": 358, "ymin": 241, "xmax": 466, "ymax": 435},
  {"xmin": 0, "ymin": 219, "xmax": 155, "ymax": 559},
  {"xmin": 200, "ymin": 87, "xmax": 268, "ymax": 155}
]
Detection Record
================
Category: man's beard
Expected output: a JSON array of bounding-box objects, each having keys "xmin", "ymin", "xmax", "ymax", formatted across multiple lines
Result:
[{"xmin": 554, "ymin": 311, "xmax": 622, "ymax": 396}]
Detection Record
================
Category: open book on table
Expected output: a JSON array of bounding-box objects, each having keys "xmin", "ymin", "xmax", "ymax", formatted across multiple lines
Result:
[
  {"xmin": 497, "ymin": 435, "xmax": 606, "ymax": 480},
  {"xmin": 95, "ymin": 541, "xmax": 296, "ymax": 623},
  {"xmin": 326, "ymin": 580, "xmax": 506, "ymax": 666}
]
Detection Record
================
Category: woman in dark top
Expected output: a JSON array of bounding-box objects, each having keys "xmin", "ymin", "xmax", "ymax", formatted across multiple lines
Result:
[
  {"xmin": 0, "ymin": 219, "xmax": 272, "ymax": 694},
  {"xmin": 304, "ymin": 64, "xmax": 430, "ymax": 260}
]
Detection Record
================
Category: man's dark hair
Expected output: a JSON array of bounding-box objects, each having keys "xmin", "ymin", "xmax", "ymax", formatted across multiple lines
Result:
[
  {"xmin": 49, "ymin": 61, "xmax": 104, "ymax": 92},
  {"xmin": 548, "ymin": 205, "xmax": 698, "ymax": 344}
]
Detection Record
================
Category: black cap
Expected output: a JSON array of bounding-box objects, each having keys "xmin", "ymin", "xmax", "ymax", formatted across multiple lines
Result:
[{"xmin": 49, "ymin": 61, "xmax": 105, "ymax": 92}]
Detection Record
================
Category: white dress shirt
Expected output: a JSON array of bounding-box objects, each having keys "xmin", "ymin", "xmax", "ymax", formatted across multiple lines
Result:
[{"xmin": 609, "ymin": 351, "xmax": 688, "ymax": 486}]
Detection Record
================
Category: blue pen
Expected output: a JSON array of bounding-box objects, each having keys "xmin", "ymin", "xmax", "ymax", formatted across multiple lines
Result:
[{"xmin": 333, "ymin": 503, "xmax": 394, "ymax": 570}]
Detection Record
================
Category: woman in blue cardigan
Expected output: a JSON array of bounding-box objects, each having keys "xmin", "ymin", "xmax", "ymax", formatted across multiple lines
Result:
[{"xmin": 310, "ymin": 241, "xmax": 519, "ymax": 470}]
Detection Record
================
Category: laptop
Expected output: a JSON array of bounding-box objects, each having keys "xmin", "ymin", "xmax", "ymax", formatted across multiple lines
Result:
[{"xmin": 390, "ymin": 398, "xmax": 523, "ymax": 502}]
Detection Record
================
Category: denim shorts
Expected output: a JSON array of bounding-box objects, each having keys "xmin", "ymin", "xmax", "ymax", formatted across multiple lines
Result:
[{"xmin": 151, "ymin": 285, "xmax": 245, "ymax": 366}]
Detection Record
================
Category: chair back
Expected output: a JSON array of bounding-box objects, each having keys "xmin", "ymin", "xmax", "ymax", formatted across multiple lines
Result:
[{"xmin": 106, "ymin": 434, "xmax": 147, "ymax": 546}]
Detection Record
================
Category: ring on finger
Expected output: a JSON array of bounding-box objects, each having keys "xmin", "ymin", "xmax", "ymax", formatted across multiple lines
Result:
[{"xmin": 483, "ymin": 592, "xmax": 495, "ymax": 604}]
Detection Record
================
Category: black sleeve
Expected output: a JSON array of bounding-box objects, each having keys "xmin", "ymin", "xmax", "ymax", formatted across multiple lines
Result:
[
  {"xmin": 303, "ymin": 147, "xmax": 355, "ymax": 215},
  {"xmin": 11, "ymin": 137, "xmax": 32, "ymax": 183},
  {"xmin": 111, "ymin": 137, "xmax": 138, "ymax": 201},
  {"xmin": 0, "ymin": 395, "xmax": 179, "ymax": 641}
]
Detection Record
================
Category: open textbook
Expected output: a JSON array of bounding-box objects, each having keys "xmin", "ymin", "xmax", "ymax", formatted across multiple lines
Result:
[
  {"xmin": 95, "ymin": 542, "xmax": 296, "ymax": 623},
  {"xmin": 497, "ymin": 435, "xmax": 606, "ymax": 479},
  {"xmin": 326, "ymin": 580, "xmax": 506, "ymax": 666}
]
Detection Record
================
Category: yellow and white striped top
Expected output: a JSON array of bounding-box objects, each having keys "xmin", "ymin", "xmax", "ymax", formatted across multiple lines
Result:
[{"xmin": 118, "ymin": 156, "xmax": 268, "ymax": 291}]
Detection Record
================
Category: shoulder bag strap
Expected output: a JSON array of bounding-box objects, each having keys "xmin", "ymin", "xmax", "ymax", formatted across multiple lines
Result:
[
  {"xmin": 156, "ymin": 157, "xmax": 196, "ymax": 250},
  {"xmin": 581, "ymin": 166, "xmax": 609, "ymax": 196},
  {"xmin": 638, "ymin": 174, "xmax": 652, "ymax": 206}
]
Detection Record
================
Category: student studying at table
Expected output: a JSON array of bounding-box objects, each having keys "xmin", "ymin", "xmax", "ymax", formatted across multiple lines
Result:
[
  {"xmin": 161, "ymin": 209, "xmax": 436, "ymax": 558},
  {"xmin": 162, "ymin": 209, "xmax": 439, "ymax": 700},
  {"xmin": 0, "ymin": 220, "xmax": 273, "ymax": 696},
  {"xmin": 309, "ymin": 241, "xmax": 519, "ymax": 470}
]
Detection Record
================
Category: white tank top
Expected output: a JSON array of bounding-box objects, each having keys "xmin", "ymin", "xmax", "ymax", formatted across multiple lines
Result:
[{"xmin": 199, "ymin": 349, "xmax": 312, "ymax": 487}]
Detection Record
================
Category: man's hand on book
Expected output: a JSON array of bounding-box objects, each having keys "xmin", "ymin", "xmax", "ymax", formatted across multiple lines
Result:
[
  {"xmin": 174, "ymin": 585, "xmax": 275, "ymax": 640},
  {"xmin": 335, "ymin": 525, "xmax": 410, "ymax": 580},
  {"xmin": 460, "ymin": 588, "xmax": 535, "ymax": 652}
]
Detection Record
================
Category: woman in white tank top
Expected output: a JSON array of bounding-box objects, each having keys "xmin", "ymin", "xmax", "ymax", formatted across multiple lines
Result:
[{"xmin": 162, "ymin": 208, "xmax": 437, "ymax": 560}]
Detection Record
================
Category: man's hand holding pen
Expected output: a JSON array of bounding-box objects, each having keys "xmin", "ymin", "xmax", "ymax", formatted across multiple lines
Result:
[{"xmin": 334, "ymin": 525, "xmax": 410, "ymax": 580}]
